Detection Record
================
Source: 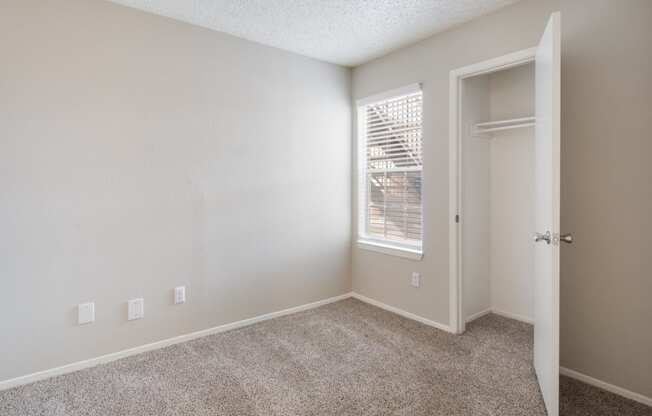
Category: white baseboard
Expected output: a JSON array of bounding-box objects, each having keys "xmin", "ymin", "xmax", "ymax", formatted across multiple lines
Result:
[
  {"xmin": 0, "ymin": 292, "xmax": 353, "ymax": 391},
  {"xmin": 560, "ymin": 367, "xmax": 652, "ymax": 408},
  {"xmin": 465, "ymin": 308, "xmax": 533, "ymax": 325},
  {"xmin": 465, "ymin": 308, "xmax": 492, "ymax": 323},
  {"xmin": 9, "ymin": 293, "xmax": 648, "ymax": 410},
  {"xmin": 491, "ymin": 308, "xmax": 534, "ymax": 325},
  {"xmin": 351, "ymin": 292, "xmax": 452, "ymax": 333}
]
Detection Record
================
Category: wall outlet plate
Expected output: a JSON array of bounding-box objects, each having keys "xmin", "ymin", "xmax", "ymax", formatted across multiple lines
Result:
[
  {"xmin": 174, "ymin": 286, "xmax": 186, "ymax": 304},
  {"xmin": 411, "ymin": 272, "xmax": 421, "ymax": 288},
  {"xmin": 128, "ymin": 298, "xmax": 144, "ymax": 320},
  {"xmin": 78, "ymin": 302, "xmax": 95, "ymax": 325}
]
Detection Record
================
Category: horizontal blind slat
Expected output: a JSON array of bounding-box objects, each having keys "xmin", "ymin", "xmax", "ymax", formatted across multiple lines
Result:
[{"xmin": 361, "ymin": 90, "xmax": 423, "ymax": 247}]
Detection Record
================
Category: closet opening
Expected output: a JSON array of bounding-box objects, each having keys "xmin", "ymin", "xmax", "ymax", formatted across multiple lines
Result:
[
  {"xmin": 449, "ymin": 16, "xmax": 562, "ymax": 413},
  {"xmin": 448, "ymin": 47, "xmax": 538, "ymax": 334}
]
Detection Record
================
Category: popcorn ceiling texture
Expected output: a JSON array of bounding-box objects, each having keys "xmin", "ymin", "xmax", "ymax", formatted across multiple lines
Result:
[{"xmin": 105, "ymin": 0, "xmax": 519, "ymax": 66}]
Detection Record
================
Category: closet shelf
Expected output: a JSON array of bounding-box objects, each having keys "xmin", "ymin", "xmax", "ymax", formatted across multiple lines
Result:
[{"xmin": 474, "ymin": 116, "xmax": 535, "ymax": 135}]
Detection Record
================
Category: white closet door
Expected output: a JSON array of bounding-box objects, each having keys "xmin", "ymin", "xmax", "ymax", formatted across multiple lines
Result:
[{"xmin": 533, "ymin": 12, "xmax": 561, "ymax": 416}]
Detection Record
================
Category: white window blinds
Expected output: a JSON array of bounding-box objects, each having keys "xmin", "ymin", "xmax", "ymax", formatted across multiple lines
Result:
[{"xmin": 358, "ymin": 86, "xmax": 423, "ymax": 251}]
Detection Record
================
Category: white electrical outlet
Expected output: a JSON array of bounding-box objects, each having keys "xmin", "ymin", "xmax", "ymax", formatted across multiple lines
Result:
[
  {"xmin": 174, "ymin": 286, "xmax": 186, "ymax": 304},
  {"xmin": 78, "ymin": 302, "xmax": 95, "ymax": 325},
  {"xmin": 128, "ymin": 298, "xmax": 144, "ymax": 321},
  {"xmin": 411, "ymin": 272, "xmax": 421, "ymax": 288}
]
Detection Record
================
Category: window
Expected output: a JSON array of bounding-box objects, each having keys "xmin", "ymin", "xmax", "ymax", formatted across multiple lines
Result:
[{"xmin": 357, "ymin": 84, "xmax": 423, "ymax": 259}]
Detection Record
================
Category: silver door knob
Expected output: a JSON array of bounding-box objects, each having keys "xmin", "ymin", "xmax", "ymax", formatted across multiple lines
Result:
[
  {"xmin": 534, "ymin": 231, "xmax": 551, "ymax": 244},
  {"xmin": 559, "ymin": 233, "xmax": 573, "ymax": 244}
]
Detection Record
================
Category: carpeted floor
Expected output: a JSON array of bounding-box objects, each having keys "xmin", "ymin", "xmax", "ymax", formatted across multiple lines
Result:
[
  {"xmin": 559, "ymin": 375, "xmax": 652, "ymax": 416},
  {"xmin": 0, "ymin": 298, "xmax": 650, "ymax": 415}
]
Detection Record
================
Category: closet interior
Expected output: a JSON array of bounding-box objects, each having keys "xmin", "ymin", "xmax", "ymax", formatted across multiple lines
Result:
[{"xmin": 461, "ymin": 62, "xmax": 536, "ymax": 325}]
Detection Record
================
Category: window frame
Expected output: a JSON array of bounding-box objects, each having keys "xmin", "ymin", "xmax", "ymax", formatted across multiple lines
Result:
[{"xmin": 356, "ymin": 83, "xmax": 424, "ymax": 261}]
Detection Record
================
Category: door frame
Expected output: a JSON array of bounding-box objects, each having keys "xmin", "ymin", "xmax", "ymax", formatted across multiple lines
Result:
[{"xmin": 448, "ymin": 47, "xmax": 537, "ymax": 334}]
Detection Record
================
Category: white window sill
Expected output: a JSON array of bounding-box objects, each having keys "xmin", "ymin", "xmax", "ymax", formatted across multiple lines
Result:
[{"xmin": 356, "ymin": 240, "xmax": 423, "ymax": 261}]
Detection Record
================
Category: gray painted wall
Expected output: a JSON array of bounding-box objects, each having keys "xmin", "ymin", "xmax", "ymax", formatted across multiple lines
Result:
[
  {"xmin": 0, "ymin": 0, "xmax": 351, "ymax": 381},
  {"xmin": 353, "ymin": 0, "xmax": 652, "ymax": 398}
]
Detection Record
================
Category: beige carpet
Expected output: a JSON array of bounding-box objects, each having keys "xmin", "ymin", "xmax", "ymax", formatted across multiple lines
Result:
[
  {"xmin": 1, "ymin": 298, "xmax": 650, "ymax": 415},
  {"xmin": 559, "ymin": 375, "xmax": 652, "ymax": 416}
]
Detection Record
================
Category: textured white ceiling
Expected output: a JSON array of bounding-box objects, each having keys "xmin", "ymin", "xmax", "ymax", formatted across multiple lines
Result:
[{"xmin": 106, "ymin": 0, "xmax": 518, "ymax": 66}]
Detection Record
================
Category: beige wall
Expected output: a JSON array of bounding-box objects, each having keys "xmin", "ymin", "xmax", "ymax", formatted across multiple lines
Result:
[
  {"xmin": 560, "ymin": 0, "xmax": 652, "ymax": 398},
  {"xmin": 0, "ymin": 0, "xmax": 351, "ymax": 381},
  {"xmin": 353, "ymin": 0, "xmax": 652, "ymax": 399}
]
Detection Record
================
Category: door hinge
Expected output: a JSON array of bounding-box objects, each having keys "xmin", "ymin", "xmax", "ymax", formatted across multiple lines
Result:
[{"xmin": 455, "ymin": 214, "xmax": 460, "ymax": 223}]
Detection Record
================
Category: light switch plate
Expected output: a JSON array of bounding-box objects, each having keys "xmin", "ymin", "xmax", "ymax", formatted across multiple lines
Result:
[
  {"xmin": 174, "ymin": 286, "xmax": 186, "ymax": 304},
  {"xmin": 78, "ymin": 302, "xmax": 95, "ymax": 325},
  {"xmin": 128, "ymin": 298, "xmax": 144, "ymax": 320}
]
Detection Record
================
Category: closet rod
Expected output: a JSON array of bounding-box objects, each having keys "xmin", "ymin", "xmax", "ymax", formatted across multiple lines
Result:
[
  {"xmin": 475, "ymin": 116, "xmax": 535, "ymax": 128},
  {"xmin": 475, "ymin": 122, "xmax": 535, "ymax": 134}
]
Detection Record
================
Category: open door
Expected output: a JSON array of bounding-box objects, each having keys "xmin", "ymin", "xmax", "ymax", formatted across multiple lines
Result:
[{"xmin": 533, "ymin": 12, "xmax": 561, "ymax": 416}]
